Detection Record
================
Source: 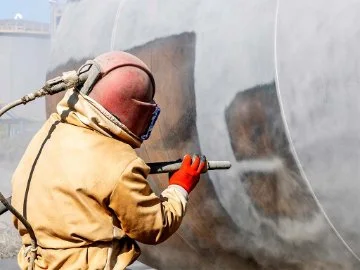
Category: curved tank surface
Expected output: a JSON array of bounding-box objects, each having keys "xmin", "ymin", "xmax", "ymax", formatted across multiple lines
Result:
[{"xmin": 45, "ymin": 0, "xmax": 360, "ymax": 269}]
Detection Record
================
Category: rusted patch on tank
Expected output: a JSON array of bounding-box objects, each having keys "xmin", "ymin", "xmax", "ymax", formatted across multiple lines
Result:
[{"xmin": 225, "ymin": 82, "xmax": 317, "ymax": 219}]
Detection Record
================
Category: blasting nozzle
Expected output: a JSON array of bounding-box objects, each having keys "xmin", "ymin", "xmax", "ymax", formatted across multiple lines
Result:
[{"xmin": 148, "ymin": 160, "xmax": 231, "ymax": 174}]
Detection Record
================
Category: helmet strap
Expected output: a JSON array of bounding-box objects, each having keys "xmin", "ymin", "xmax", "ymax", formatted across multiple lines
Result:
[
  {"xmin": 77, "ymin": 60, "xmax": 102, "ymax": 95},
  {"xmin": 77, "ymin": 61, "xmax": 156, "ymax": 97}
]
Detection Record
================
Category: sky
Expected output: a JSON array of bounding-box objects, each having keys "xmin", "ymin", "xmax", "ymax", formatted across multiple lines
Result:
[{"xmin": 0, "ymin": 0, "xmax": 51, "ymax": 23}]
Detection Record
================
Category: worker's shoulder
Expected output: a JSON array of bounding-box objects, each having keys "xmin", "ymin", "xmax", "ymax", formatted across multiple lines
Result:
[
  {"xmin": 58, "ymin": 119, "xmax": 139, "ymax": 163},
  {"xmin": 43, "ymin": 115, "xmax": 146, "ymax": 170}
]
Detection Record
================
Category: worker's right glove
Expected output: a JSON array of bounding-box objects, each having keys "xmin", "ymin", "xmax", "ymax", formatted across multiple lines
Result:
[{"xmin": 169, "ymin": 154, "xmax": 207, "ymax": 194}]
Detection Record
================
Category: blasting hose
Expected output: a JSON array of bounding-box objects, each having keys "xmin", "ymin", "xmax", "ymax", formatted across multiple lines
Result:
[{"xmin": 0, "ymin": 193, "xmax": 37, "ymax": 270}]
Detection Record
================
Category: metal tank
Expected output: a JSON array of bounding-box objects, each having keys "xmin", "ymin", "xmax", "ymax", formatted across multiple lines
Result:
[{"xmin": 45, "ymin": 1, "xmax": 360, "ymax": 269}]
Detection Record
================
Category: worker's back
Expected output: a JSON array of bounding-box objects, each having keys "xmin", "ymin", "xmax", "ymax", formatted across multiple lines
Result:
[{"xmin": 12, "ymin": 109, "xmax": 143, "ymax": 269}]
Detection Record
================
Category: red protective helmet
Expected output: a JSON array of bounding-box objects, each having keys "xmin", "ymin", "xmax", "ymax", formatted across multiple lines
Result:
[{"xmin": 77, "ymin": 51, "xmax": 160, "ymax": 140}]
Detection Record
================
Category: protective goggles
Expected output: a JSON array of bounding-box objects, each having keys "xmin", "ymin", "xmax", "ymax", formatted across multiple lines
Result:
[{"xmin": 141, "ymin": 104, "xmax": 161, "ymax": 140}]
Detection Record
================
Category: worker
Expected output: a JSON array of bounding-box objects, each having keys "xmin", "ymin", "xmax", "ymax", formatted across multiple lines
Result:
[{"xmin": 11, "ymin": 51, "xmax": 206, "ymax": 269}]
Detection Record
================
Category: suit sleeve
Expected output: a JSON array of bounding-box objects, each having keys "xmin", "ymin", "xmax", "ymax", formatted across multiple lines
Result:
[{"xmin": 109, "ymin": 157, "xmax": 188, "ymax": 244}]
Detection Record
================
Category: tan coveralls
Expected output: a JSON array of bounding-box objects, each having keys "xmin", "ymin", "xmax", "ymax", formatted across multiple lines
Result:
[{"xmin": 11, "ymin": 89, "xmax": 188, "ymax": 269}]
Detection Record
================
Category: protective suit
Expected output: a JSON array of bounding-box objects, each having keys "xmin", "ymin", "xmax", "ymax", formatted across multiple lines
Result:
[{"xmin": 11, "ymin": 89, "xmax": 188, "ymax": 269}]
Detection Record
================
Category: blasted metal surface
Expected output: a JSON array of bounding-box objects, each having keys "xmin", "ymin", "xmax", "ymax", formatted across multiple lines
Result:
[{"xmin": 41, "ymin": 0, "xmax": 360, "ymax": 269}]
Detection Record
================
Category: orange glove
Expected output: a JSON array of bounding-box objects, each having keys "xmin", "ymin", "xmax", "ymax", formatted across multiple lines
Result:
[{"xmin": 169, "ymin": 154, "xmax": 207, "ymax": 194}]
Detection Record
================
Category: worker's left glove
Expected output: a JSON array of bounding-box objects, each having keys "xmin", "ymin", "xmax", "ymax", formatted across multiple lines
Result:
[{"xmin": 169, "ymin": 154, "xmax": 206, "ymax": 194}]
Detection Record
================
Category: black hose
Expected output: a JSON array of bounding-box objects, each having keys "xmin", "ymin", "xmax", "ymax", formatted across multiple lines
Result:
[
  {"xmin": 0, "ymin": 192, "xmax": 37, "ymax": 269},
  {"xmin": 0, "ymin": 196, "xmax": 11, "ymax": 215},
  {"xmin": 0, "ymin": 193, "xmax": 36, "ymax": 246}
]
